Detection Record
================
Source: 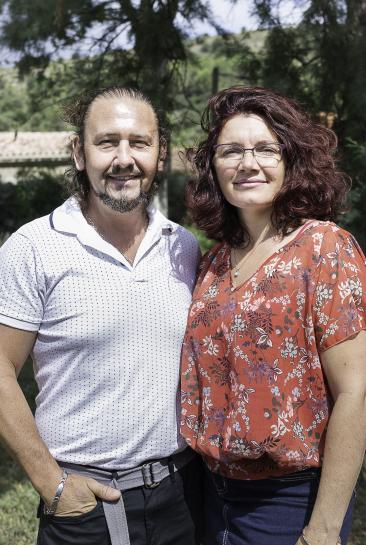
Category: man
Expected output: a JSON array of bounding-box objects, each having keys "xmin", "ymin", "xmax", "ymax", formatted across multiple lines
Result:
[{"xmin": 0, "ymin": 87, "xmax": 202, "ymax": 545}]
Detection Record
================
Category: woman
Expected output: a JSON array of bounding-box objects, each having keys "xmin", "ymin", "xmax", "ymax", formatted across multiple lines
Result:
[{"xmin": 180, "ymin": 86, "xmax": 366, "ymax": 545}]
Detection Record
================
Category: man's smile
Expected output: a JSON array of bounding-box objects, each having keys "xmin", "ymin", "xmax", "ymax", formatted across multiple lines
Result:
[{"xmin": 106, "ymin": 173, "xmax": 142, "ymax": 187}]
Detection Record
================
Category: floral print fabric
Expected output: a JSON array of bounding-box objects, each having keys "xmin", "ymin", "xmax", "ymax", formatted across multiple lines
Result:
[{"xmin": 181, "ymin": 222, "xmax": 366, "ymax": 479}]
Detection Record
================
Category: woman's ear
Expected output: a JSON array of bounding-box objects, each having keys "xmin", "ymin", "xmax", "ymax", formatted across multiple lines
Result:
[{"xmin": 72, "ymin": 136, "xmax": 85, "ymax": 171}]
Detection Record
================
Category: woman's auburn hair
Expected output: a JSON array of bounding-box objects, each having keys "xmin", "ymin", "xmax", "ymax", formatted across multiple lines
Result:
[{"xmin": 186, "ymin": 86, "xmax": 351, "ymax": 247}]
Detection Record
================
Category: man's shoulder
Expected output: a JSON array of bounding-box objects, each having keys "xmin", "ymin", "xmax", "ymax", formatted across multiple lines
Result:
[
  {"xmin": 153, "ymin": 210, "xmax": 198, "ymax": 249},
  {"xmin": 11, "ymin": 198, "xmax": 77, "ymax": 244},
  {"xmin": 15, "ymin": 213, "xmax": 53, "ymax": 239},
  {"xmin": 172, "ymin": 222, "xmax": 199, "ymax": 246}
]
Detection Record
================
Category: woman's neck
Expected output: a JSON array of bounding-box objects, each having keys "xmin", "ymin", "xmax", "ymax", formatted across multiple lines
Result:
[{"xmin": 237, "ymin": 208, "xmax": 276, "ymax": 247}]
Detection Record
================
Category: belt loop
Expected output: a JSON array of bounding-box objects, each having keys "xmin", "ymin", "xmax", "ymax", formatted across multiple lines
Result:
[
  {"xmin": 37, "ymin": 498, "xmax": 44, "ymax": 518},
  {"xmin": 168, "ymin": 458, "xmax": 176, "ymax": 483}
]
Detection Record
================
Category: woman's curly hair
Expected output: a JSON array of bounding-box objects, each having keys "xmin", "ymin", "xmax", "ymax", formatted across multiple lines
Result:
[{"xmin": 186, "ymin": 86, "xmax": 351, "ymax": 247}]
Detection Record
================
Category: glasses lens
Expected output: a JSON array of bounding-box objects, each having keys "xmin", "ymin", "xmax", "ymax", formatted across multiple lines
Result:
[
  {"xmin": 216, "ymin": 144, "xmax": 243, "ymax": 160},
  {"xmin": 254, "ymin": 143, "xmax": 282, "ymax": 166},
  {"xmin": 254, "ymin": 143, "xmax": 282, "ymax": 158},
  {"xmin": 215, "ymin": 143, "xmax": 282, "ymax": 167}
]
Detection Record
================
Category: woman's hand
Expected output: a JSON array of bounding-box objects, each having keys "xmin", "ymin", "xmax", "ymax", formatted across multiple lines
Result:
[{"xmin": 294, "ymin": 526, "xmax": 341, "ymax": 545}]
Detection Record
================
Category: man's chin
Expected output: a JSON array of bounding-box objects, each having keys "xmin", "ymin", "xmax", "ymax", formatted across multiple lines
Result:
[{"xmin": 97, "ymin": 191, "xmax": 152, "ymax": 213}]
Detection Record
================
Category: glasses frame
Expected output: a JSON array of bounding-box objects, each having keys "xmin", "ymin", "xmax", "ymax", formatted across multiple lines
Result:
[{"xmin": 213, "ymin": 142, "xmax": 285, "ymax": 166}]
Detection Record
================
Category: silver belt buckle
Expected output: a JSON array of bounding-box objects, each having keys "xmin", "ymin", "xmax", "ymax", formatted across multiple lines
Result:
[{"xmin": 142, "ymin": 462, "xmax": 160, "ymax": 489}]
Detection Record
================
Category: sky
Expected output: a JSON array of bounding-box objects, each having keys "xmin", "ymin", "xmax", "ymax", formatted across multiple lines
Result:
[
  {"xmin": 190, "ymin": 0, "xmax": 306, "ymax": 36},
  {"xmin": 194, "ymin": 0, "xmax": 256, "ymax": 34}
]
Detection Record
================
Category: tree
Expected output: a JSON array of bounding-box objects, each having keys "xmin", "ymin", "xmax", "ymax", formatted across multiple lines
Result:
[
  {"xmin": 240, "ymin": 0, "xmax": 366, "ymax": 249},
  {"xmin": 0, "ymin": 0, "xmax": 220, "ymax": 112},
  {"xmin": 0, "ymin": 0, "xmax": 231, "ymax": 220}
]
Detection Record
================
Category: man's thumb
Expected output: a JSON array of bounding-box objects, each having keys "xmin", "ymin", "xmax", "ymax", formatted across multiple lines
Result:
[{"xmin": 87, "ymin": 478, "xmax": 121, "ymax": 501}]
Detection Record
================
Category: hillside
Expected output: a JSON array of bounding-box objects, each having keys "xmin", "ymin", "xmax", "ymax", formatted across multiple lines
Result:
[{"xmin": 0, "ymin": 29, "xmax": 267, "ymax": 144}]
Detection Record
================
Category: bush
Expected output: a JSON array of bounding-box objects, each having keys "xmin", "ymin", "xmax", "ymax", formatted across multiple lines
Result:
[{"xmin": 0, "ymin": 169, "xmax": 65, "ymax": 237}]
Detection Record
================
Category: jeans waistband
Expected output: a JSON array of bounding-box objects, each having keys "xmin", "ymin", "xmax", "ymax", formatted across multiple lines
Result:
[{"xmin": 268, "ymin": 467, "xmax": 321, "ymax": 483}]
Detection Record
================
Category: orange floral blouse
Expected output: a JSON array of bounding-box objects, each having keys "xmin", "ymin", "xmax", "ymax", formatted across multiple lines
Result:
[{"xmin": 180, "ymin": 221, "xmax": 366, "ymax": 480}]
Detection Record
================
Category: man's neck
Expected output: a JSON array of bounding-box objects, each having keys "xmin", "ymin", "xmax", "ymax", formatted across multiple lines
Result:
[{"xmin": 84, "ymin": 197, "xmax": 150, "ymax": 264}]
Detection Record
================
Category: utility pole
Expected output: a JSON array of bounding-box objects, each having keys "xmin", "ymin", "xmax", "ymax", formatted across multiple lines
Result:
[{"xmin": 212, "ymin": 66, "xmax": 219, "ymax": 95}]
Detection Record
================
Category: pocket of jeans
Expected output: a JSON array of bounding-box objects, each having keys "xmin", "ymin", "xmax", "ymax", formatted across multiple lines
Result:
[
  {"xmin": 48, "ymin": 501, "xmax": 103, "ymax": 524},
  {"xmin": 38, "ymin": 500, "xmax": 109, "ymax": 545}
]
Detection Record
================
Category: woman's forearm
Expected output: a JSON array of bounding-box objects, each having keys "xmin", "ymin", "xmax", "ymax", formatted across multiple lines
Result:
[{"xmin": 305, "ymin": 392, "xmax": 366, "ymax": 545}]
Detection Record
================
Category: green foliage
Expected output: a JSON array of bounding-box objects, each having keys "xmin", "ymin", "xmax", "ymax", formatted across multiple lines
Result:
[
  {"xmin": 185, "ymin": 224, "xmax": 214, "ymax": 254},
  {"xmin": 0, "ymin": 170, "xmax": 65, "ymax": 235},
  {"xmin": 351, "ymin": 464, "xmax": 366, "ymax": 545},
  {"xmin": 0, "ymin": 70, "xmax": 29, "ymax": 130},
  {"xmin": 0, "ymin": 359, "xmax": 38, "ymax": 545},
  {"xmin": 0, "ymin": 0, "xmax": 216, "ymax": 117},
  {"xmin": 0, "ymin": 455, "xmax": 38, "ymax": 545},
  {"xmin": 167, "ymin": 169, "xmax": 215, "ymax": 252},
  {"xmin": 170, "ymin": 31, "xmax": 264, "ymax": 147},
  {"xmin": 234, "ymin": 0, "xmax": 366, "ymax": 252}
]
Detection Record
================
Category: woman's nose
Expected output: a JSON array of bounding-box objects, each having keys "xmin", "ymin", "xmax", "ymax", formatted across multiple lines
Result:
[{"xmin": 238, "ymin": 149, "xmax": 259, "ymax": 170}]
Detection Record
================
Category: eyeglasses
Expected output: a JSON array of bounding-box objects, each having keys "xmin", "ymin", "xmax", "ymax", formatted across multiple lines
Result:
[{"xmin": 213, "ymin": 142, "xmax": 284, "ymax": 167}]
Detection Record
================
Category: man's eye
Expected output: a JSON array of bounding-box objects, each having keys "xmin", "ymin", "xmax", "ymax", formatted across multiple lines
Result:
[
  {"xmin": 98, "ymin": 140, "xmax": 116, "ymax": 147},
  {"xmin": 131, "ymin": 141, "xmax": 148, "ymax": 149}
]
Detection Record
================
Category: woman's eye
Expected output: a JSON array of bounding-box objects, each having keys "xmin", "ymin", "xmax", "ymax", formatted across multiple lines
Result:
[
  {"xmin": 256, "ymin": 145, "xmax": 279, "ymax": 155},
  {"xmin": 222, "ymin": 146, "xmax": 242, "ymax": 156}
]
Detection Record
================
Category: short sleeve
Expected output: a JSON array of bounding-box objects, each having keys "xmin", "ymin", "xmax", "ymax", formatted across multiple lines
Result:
[
  {"xmin": 313, "ymin": 227, "xmax": 366, "ymax": 351},
  {"xmin": 0, "ymin": 233, "xmax": 45, "ymax": 331}
]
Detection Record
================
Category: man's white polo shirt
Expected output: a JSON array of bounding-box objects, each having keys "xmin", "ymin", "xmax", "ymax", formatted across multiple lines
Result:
[{"xmin": 0, "ymin": 198, "xmax": 200, "ymax": 469}]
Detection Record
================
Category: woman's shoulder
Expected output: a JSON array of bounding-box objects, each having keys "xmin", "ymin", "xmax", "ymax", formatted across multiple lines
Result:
[
  {"xmin": 195, "ymin": 241, "xmax": 228, "ymax": 285},
  {"xmin": 298, "ymin": 220, "xmax": 366, "ymax": 274},
  {"xmin": 300, "ymin": 220, "xmax": 361, "ymax": 250},
  {"xmin": 199, "ymin": 241, "xmax": 227, "ymax": 266}
]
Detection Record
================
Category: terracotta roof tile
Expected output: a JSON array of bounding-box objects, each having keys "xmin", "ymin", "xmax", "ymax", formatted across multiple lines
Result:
[{"xmin": 0, "ymin": 132, "xmax": 72, "ymax": 164}]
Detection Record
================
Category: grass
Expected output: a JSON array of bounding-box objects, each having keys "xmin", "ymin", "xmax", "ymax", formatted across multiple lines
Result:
[
  {"xmin": 1, "ymin": 360, "xmax": 365, "ymax": 544},
  {"xmin": 0, "ymin": 359, "xmax": 38, "ymax": 545}
]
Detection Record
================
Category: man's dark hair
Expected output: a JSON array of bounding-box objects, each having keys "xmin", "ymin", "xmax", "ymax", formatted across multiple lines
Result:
[
  {"xmin": 63, "ymin": 86, "xmax": 167, "ymax": 207},
  {"xmin": 186, "ymin": 86, "xmax": 351, "ymax": 247}
]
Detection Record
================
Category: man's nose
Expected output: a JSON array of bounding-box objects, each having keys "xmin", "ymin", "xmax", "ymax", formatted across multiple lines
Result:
[{"xmin": 113, "ymin": 142, "xmax": 134, "ymax": 168}]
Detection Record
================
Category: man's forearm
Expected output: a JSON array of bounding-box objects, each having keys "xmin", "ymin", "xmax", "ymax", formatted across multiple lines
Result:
[
  {"xmin": 0, "ymin": 363, "xmax": 121, "ymax": 516},
  {"xmin": 0, "ymin": 372, "xmax": 62, "ymax": 501},
  {"xmin": 306, "ymin": 392, "xmax": 366, "ymax": 544}
]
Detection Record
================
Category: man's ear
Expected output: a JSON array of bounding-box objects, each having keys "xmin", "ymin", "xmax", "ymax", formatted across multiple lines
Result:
[
  {"xmin": 72, "ymin": 136, "xmax": 85, "ymax": 171},
  {"xmin": 158, "ymin": 140, "xmax": 168, "ymax": 172}
]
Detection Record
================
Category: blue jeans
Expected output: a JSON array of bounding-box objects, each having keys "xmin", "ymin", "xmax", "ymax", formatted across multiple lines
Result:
[{"xmin": 203, "ymin": 466, "xmax": 356, "ymax": 545}]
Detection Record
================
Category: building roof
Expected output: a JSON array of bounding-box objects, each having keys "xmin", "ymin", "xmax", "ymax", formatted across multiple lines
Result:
[{"xmin": 0, "ymin": 132, "xmax": 72, "ymax": 167}]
